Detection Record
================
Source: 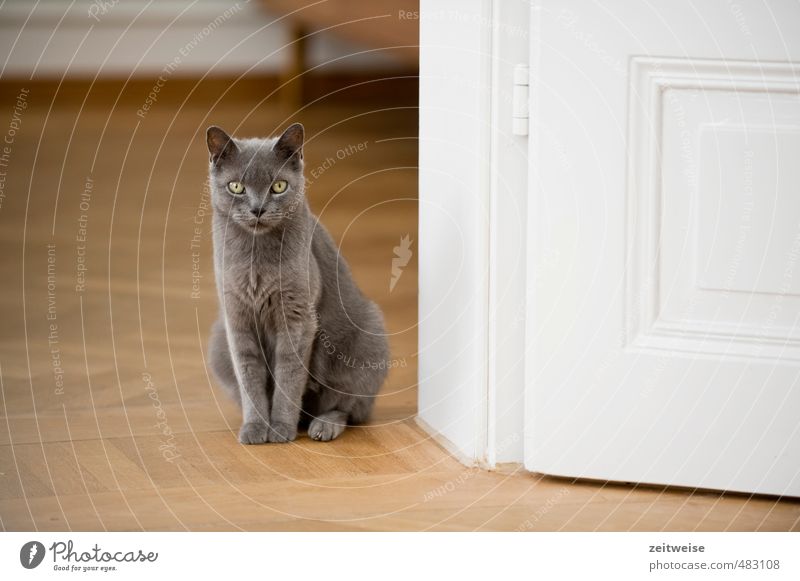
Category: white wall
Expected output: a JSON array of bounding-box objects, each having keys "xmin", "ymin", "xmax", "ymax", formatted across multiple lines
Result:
[
  {"xmin": 0, "ymin": 0, "xmax": 403, "ymax": 79},
  {"xmin": 418, "ymin": 0, "xmax": 492, "ymax": 462},
  {"xmin": 418, "ymin": 0, "xmax": 529, "ymax": 466}
]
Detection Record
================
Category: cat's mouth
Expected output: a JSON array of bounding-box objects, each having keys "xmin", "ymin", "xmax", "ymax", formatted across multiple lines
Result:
[
  {"xmin": 242, "ymin": 218, "xmax": 270, "ymax": 232},
  {"xmin": 238, "ymin": 214, "xmax": 280, "ymax": 233}
]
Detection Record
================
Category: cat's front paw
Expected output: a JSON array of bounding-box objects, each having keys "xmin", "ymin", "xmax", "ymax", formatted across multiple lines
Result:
[
  {"xmin": 239, "ymin": 421, "xmax": 269, "ymax": 444},
  {"xmin": 267, "ymin": 421, "xmax": 297, "ymax": 443},
  {"xmin": 308, "ymin": 417, "xmax": 346, "ymax": 442}
]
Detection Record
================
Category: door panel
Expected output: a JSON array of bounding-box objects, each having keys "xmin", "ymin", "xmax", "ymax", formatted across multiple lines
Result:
[{"xmin": 526, "ymin": 0, "xmax": 800, "ymax": 495}]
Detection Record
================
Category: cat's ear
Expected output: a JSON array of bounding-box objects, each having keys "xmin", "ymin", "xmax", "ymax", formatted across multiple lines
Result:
[
  {"xmin": 206, "ymin": 126, "xmax": 238, "ymax": 165},
  {"xmin": 273, "ymin": 123, "xmax": 304, "ymax": 165}
]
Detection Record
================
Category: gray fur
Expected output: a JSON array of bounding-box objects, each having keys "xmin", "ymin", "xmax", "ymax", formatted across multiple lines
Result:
[{"xmin": 205, "ymin": 123, "xmax": 389, "ymax": 444}]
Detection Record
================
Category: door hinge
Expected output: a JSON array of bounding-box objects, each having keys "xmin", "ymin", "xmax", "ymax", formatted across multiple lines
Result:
[{"xmin": 512, "ymin": 64, "xmax": 529, "ymax": 136}]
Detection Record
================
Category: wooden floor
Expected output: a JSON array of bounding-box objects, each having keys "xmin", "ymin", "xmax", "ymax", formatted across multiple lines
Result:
[{"xmin": 0, "ymin": 85, "xmax": 798, "ymax": 531}]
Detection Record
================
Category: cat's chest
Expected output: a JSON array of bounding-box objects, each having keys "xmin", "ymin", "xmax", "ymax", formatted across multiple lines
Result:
[
  {"xmin": 214, "ymin": 226, "xmax": 321, "ymax": 324},
  {"xmin": 223, "ymin": 256, "xmax": 320, "ymax": 327},
  {"xmin": 226, "ymin": 261, "xmax": 281, "ymax": 305}
]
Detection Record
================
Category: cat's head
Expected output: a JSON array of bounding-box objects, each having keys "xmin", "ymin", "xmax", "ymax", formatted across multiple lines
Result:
[{"xmin": 205, "ymin": 123, "xmax": 305, "ymax": 234}]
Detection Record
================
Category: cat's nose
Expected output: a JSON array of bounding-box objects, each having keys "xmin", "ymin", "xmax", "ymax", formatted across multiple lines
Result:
[{"xmin": 250, "ymin": 207, "xmax": 266, "ymax": 217}]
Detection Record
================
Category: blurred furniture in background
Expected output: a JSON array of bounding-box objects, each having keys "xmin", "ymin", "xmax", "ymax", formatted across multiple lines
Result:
[
  {"xmin": 260, "ymin": 0, "xmax": 419, "ymax": 107},
  {"xmin": 0, "ymin": 0, "xmax": 419, "ymax": 109}
]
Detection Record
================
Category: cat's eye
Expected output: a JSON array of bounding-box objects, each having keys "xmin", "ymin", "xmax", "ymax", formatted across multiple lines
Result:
[
  {"xmin": 271, "ymin": 180, "xmax": 288, "ymax": 194},
  {"xmin": 227, "ymin": 181, "xmax": 244, "ymax": 195}
]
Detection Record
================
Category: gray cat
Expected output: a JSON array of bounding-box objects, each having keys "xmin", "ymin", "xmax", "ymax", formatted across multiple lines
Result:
[{"xmin": 205, "ymin": 123, "xmax": 389, "ymax": 444}]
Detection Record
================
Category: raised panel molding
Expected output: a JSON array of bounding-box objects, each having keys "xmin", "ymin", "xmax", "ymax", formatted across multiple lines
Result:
[{"xmin": 625, "ymin": 57, "xmax": 800, "ymax": 363}]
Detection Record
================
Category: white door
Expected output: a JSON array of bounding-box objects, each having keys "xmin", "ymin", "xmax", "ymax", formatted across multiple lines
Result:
[{"xmin": 525, "ymin": 0, "xmax": 800, "ymax": 495}]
